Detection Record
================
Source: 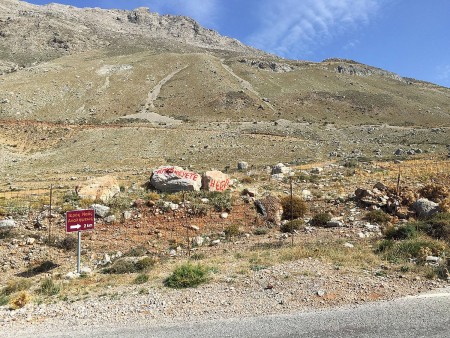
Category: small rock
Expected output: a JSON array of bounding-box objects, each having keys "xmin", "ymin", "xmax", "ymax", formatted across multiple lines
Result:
[
  {"xmin": 220, "ymin": 212, "xmax": 229, "ymax": 219},
  {"xmin": 413, "ymin": 198, "xmax": 439, "ymax": 218},
  {"xmin": 326, "ymin": 220, "xmax": 344, "ymax": 227},
  {"xmin": 65, "ymin": 271, "xmax": 80, "ymax": 280},
  {"xmin": 104, "ymin": 215, "xmax": 116, "ymax": 224},
  {"xmin": 272, "ymin": 163, "xmax": 291, "ymax": 175},
  {"xmin": 192, "ymin": 236, "xmax": 204, "ymax": 247},
  {"xmin": 80, "ymin": 266, "xmax": 92, "ymax": 275},
  {"xmin": 426, "ymin": 256, "xmax": 440, "ymax": 263},
  {"xmin": 211, "ymin": 239, "xmax": 221, "ymax": 246},
  {"xmin": 237, "ymin": 161, "xmax": 249, "ymax": 170},
  {"xmin": 0, "ymin": 219, "xmax": 16, "ymax": 228},
  {"xmin": 317, "ymin": 290, "xmax": 325, "ymax": 297},
  {"xmin": 344, "ymin": 242, "xmax": 354, "ymax": 248},
  {"xmin": 91, "ymin": 204, "xmax": 110, "ymax": 218},
  {"xmin": 26, "ymin": 238, "xmax": 35, "ymax": 245}
]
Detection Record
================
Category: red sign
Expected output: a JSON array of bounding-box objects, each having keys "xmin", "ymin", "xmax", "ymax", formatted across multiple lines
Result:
[{"xmin": 66, "ymin": 209, "xmax": 95, "ymax": 233}]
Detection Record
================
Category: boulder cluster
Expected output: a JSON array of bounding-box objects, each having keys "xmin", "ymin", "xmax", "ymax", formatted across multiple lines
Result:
[
  {"xmin": 150, "ymin": 166, "xmax": 230, "ymax": 193},
  {"xmin": 353, "ymin": 182, "xmax": 442, "ymax": 219}
]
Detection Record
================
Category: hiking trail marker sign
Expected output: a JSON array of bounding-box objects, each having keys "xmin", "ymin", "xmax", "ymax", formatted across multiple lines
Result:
[
  {"xmin": 66, "ymin": 209, "xmax": 95, "ymax": 233},
  {"xmin": 65, "ymin": 209, "xmax": 95, "ymax": 274}
]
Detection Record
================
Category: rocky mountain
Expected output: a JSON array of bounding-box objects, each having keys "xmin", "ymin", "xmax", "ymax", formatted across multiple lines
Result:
[{"xmin": 0, "ymin": 0, "xmax": 449, "ymax": 187}]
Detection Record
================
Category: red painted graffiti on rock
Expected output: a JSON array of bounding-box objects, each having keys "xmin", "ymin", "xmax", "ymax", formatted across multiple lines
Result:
[
  {"xmin": 208, "ymin": 178, "xmax": 230, "ymax": 192},
  {"xmin": 154, "ymin": 167, "xmax": 199, "ymax": 181}
]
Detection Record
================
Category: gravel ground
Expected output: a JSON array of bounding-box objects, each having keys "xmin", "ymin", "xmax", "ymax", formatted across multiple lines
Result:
[{"xmin": 1, "ymin": 257, "xmax": 448, "ymax": 337}]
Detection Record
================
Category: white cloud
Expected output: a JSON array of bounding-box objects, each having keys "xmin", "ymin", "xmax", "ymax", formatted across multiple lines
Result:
[
  {"xmin": 143, "ymin": 0, "xmax": 221, "ymax": 29},
  {"xmin": 247, "ymin": 0, "xmax": 381, "ymax": 59}
]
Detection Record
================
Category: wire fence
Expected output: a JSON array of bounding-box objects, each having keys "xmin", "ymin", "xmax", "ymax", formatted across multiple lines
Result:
[{"xmin": 0, "ymin": 157, "xmax": 448, "ymax": 258}]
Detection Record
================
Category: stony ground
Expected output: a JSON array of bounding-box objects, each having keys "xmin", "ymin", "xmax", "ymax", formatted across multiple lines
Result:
[{"xmin": 1, "ymin": 159, "xmax": 449, "ymax": 335}]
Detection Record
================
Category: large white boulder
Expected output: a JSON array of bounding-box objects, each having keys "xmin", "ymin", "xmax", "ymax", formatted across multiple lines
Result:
[{"xmin": 151, "ymin": 166, "xmax": 201, "ymax": 192}]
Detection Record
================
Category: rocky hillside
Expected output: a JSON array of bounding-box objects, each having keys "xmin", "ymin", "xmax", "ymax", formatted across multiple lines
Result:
[
  {"xmin": 0, "ymin": 0, "xmax": 449, "ymax": 186},
  {"xmin": 0, "ymin": 0, "xmax": 258, "ymax": 66}
]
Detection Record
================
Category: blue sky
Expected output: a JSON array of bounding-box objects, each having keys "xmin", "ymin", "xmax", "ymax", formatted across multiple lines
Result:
[{"xmin": 27, "ymin": 0, "xmax": 450, "ymax": 88}]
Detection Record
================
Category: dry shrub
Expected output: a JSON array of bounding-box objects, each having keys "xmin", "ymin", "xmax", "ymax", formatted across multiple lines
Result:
[
  {"xmin": 438, "ymin": 197, "xmax": 450, "ymax": 213},
  {"xmin": 9, "ymin": 291, "xmax": 31, "ymax": 310},
  {"xmin": 419, "ymin": 183, "xmax": 449, "ymax": 203},
  {"xmin": 386, "ymin": 185, "xmax": 417, "ymax": 206},
  {"xmin": 1, "ymin": 279, "xmax": 31, "ymax": 296},
  {"xmin": 280, "ymin": 196, "xmax": 307, "ymax": 220},
  {"xmin": 146, "ymin": 192, "xmax": 161, "ymax": 201},
  {"xmin": 280, "ymin": 219, "xmax": 304, "ymax": 233}
]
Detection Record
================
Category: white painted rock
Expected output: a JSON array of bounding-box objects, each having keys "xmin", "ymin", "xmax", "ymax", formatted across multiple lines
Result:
[
  {"xmin": 202, "ymin": 170, "xmax": 230, "ymax": 192},
  {"xmin": 151, "ymin": 166, "xmax": 201, "ymax": 192}
]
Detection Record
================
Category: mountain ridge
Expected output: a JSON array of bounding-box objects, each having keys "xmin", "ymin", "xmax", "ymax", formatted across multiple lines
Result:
[{"xmin": 0, "ymin": 0, "xmax": 449, "ymax": 185}]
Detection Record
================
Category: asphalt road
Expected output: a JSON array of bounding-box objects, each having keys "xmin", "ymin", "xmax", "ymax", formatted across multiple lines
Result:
[{"xmin": 9, "ymin": 287, "xmax": 450, "ymax": 338}]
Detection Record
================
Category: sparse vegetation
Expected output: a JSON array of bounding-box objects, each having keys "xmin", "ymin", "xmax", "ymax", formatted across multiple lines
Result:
[
  {"xmin": 384, "ymin": 225, "xmax": 417, "ymax": 240},
  {"xmin": 164, "ymin": 263, "xmax": 211, "ymax": 288},
  {"xmin": 376, "ymin": 236, "xmax": 447, "ymax": 263},
  {"xmin": 280, "ymin": 219, "xmax": 304, "ymax": 233},
  {"xmin": 418, "ymin": 183, "xmax": 448, "ymax": 203},
  {"xmin": 253, "ymin": 227, "xmax": 269, "ymax": 235},
  {"xmin": 133, "ymin": 274, "xmax": 149, "ymax": 284},
  {"xmin": 310, "ymin": 213, "xmax": 332, "ymax": 227},
  {"xmin": 1, "ymin": 279, "xmax": 32, "ymax": 296},
  {"xmin": 103, "ymin": 257, "xmax": 156, "ymax": 274},
  {"xmin": 224, "ymin": 224, "xmax": 241, "ymax": 239},
  {"xmin": 280, "ymin": 196, "xmax": 307, "ymax": 220},
  {"xmin": 38, "ymin": 278, "xmax": 61, "ymax": 296},
  {"xmin": 364, "ymin": 210, "xmax": 390, "ymax": 224},
  {"xmin": 9, "ymin": 291, "xmax": 31, "ymax": 310}
]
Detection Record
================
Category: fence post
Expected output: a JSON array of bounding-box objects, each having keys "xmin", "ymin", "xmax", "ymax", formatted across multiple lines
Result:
[
  {"xmin": 290, "ymin": 176, "xmax": 294, "ymax": 247},
  {"xmin": 49, "ymin": 184, "xmax": 53, "ymax": 244}
]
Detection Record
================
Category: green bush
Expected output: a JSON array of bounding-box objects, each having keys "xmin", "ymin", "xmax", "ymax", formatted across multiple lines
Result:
[
  {"xmin": 427, "ymin": 212, "xmax": 450, "ymax": 243},
  {"xmin": 253, "ymin": 227, "xmax": 269, "ymax": 235},
  {"xmin": 39, "ymin": 278, "xmax": 60, "ymax": 296},
  {"xmin": 224, "ymin": 224, "xmax": 241, "ymax": 239},
  {"xmin": 135, "ymin": 257, "xmax": 156, "ymax": 272},
  {"xmin": 310, "ymin": 213, "xmax": 332, "ymax": 227},
  {"xmin": 210, "ymin": 192, "xmax": 232, "ymax": 212},
  {"xmin": 280, "ymin": 196, "xmax": 307, "ymax": 220},
  {"xmin": 133, "ymin": 274, "xmax": 149, "ymax": 285},
  {"xmin": 164, "ymin": 263, "xmax": 211, "ymax": 288},
  {"xmin": 384, "ymin": 225, "xmax": 417, "ymax": 240},
  {"xmin": 188, "ymin": 203, "xmax": 208, "ymax": 217},
  {"xmin": 1, "ymin": 279, "xmax": 32, "ymax": 296},
  {"xmin": 0, "ymin": 294, "xmax": 9, "ymax": 306},
  {"xmin": 375, "ymin": 237, "xmax": 447, "ymax": 263},
  {"xmin": 107, "ymin": 194, "xmax": 132, "ymax": 213},
  {"xmin": 104, "ymin": 257, "xmax": 156, "ymax": 274},
  {"xmin": 280, "ymin": 219, "xmax": 304, "ymax": 233},
  {"xmin": 364, "ymin": 210, "xmax": 390, "ymax": 224}
]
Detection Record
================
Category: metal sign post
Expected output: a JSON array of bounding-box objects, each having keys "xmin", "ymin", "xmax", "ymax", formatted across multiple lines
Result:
[
  {"xmin": 66, "ymin": 209, "xmax": 95, "ymax": 274},
  {"xmin": 77, "ymin": 231, "xmax": 81, "ymax": 274}
]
